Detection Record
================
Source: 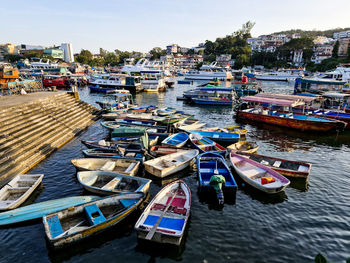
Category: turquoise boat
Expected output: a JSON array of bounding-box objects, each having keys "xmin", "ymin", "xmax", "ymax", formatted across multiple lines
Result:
[
  {"xmin": 188, "ymin": 130, "xmax": 240, "ymax": 143},
  {"xmin": 43, "ymin": 192, "xmax": 144, "ymax": 249},
  {"xmin": 0, "ymin": 196, "xmax": 101, "ymax": 226},
  {"xmin": 162, "ymin": 132, "xmax": 189, "ymax": 147}
]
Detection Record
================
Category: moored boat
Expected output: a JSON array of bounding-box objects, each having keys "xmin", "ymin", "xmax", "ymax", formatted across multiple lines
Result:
[
  {"xmin": 189, "ymin": 133, "xmax": 226, "ymax": 155},
  {"xmin": 227, "ymin": 141, "xmax": 259, "ymax": 154},
  {"xmin": 149, "ymin": 145, "xmax": 192, "ymax": 157},
  {"xmin": 71, "ymin": 158, "xmax": 140, "ymax": 176},
  {"xmin": 162, "ymin": 132, "xmax": 189, "ymax": 147},
  {"xmin": 236, "ymin": 152, "xmax": 312, "ymax": 178},
  {"xmin": 229, "ymin": 151, "xmax": 290, "ymax": 193},
  {"xmin": 43, "ymin": 192, "xmax": 144, "ymax": 248},
  {"xmin": 0, "ymin": 196, "xmax": 101, "ymax": 226},
  {"xmin": 196, "ymin": 152, "xmax": 237, "ymax": 202},
  {"xmin": 144, "ymin": 150, "xmax": 199, "ymax": 178},
  {"xmin": 134, "ymin": 180, "xmax": 190, "ymax": 245},
  {"xmin": 77, "ymin": 171, "xmax": 151, "ymax": 195},
  {"xmin": 0, "ymin": 174, "xmax": 44, "ymax": 211},
  {"xmin": 82, "ymin": 149, "xmax": 145, "ymax": 163},
  {"xmin": 188, "ymin": 129, "xmax": 240, "ymax": 143}
]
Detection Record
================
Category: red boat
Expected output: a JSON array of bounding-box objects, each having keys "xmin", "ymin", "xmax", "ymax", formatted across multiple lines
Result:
[
  {"xmin": 42, "ymin": 76, "xmax": 71, "ymax": 88},
  {"xmin": 236, "ymin": 96, "xmax": 347, "ymax": 132}
]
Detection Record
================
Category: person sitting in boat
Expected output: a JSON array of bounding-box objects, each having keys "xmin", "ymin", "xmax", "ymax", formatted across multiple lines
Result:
[{"xmin": 210, "ymin": 171, "xmax": 226, "ymax": 205}]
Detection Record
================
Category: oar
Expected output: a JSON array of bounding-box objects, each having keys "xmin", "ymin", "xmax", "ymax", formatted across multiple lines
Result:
[{"xmin": 145, "ymin": 183, "xmax": 181, "ymax": 240}]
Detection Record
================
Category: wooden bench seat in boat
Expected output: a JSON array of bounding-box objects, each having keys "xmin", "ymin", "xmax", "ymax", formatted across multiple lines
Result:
[
  {"xmin": 143, "ymin": 215, "xmax": 185, "ymax": 231},
  {"xmin": 101, "ymin": 177, "xmax": 121, "ymax": 190},
  {"xmin": 125, "ymin": 162, "xmax": 137, "ymax": 173},
  {"xmin": 84, "ymin": 203, "xmax": 106, "ymax": 225},
  {"xmin": 100, "ymin": 161, "xmax": 116, "ymax": 171},
  {"xmin": 47, "ymin": 215, "xmax": 64, "ymax": 238}
]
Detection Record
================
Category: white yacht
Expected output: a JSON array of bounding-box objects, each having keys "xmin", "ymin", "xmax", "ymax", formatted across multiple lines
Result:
[
  {"xmin": 89, "ymin": 74, "xmax": 125, "ymax": 87},
  {"xmin": 254, "ymin": 69, "xmax": 304, "ymax": 81},
  {"xmin": 29, "ymin": 59, "xmax": 59, "ymax": 70},
  {"xmin": 315, "ymin": 66, "xmax": 350, "ymax": 82},
  {"xmin": 183, "ymin": 62, "xmax": 232, "ymax": 81}
]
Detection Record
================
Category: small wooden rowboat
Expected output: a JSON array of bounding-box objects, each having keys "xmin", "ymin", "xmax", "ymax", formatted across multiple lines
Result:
[
  {"xmin": 43, "ymin": 192, "xmax": 144, "ymax": 249},
  {"xmin": 77, "ymin": 171, "xmax": 151, "ymax": 195},
  {"xmin": 237, "ymin": 152, "xmax": 312, "ymax": 178},
  {"xmin": 229, "ymin": 152, "xmax": 290, "ymax": 194},
  {"xmin": 135, "ymin": 180, "xmax": 190, "ymax": 245},
  {"xmin": 144, "ymin": 150, "xmax": 199, "ymax": 178},
  {"xmin": 227, "ymin": 141, "xmax": 259, "ymax": 154},
  {"xmin": 188, "ymin": 129, "xmax": 240, "ymax": 143},
  {"xmin": 162, "ymin": 132, "xmax": 189, "ymax": 147},
  {"xmin": 82, "ymin": 149, "xmax": 144, "ymax": 163},
  {"xmin": 0, "ymin": 196, "xmax": 101, "ymax": 226},
  {"xmin": 189, "ymin": 133, "xmax": 226, "ymax": 155},
  {"xmin": 71, "ymin": 158, "xmax": 140, "ymax": 177},
  {"xmin": 0, "ymin": 174, "xmax": 44, "ymax": 211},
  {"xmin": 196, "ymin": 152, "xmax": 237, "ymax": 194},
  {"xmin": 149, "ymin": 145, "xmax": 192, "ymax": 157}
]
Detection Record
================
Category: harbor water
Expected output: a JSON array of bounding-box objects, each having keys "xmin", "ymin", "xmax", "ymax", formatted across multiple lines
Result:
[{"xmin": 1, "ymin": 80, "xmax": 350, "ymax": 263}]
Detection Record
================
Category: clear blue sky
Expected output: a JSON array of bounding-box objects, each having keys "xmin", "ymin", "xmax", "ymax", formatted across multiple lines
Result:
[{"xmin": 2, "ymin": 0, "xmax": 349, "ymax": 54}]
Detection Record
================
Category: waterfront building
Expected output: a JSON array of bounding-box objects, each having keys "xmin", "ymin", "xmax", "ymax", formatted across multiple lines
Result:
[
  {"xmin": 333, "ymin": 30, "xmax": 350, "ymax": 40},
  {"xmin": 43, "ymin": 48, "xmax": 64, "ymax": 60},
  {"xmin": 311, "ymin": 44, "xmax": 333, "ymax": 64},
  {"xmin": 166, "ymin": 44, "xmax": 179, "ymax": 54},
  {"xmin": 338, "ymin": 38, "xmax": 350, "ymax": 57},
  {"xmin": 60, "ymin": 43, "xmax": 74, "ymax": 63}
]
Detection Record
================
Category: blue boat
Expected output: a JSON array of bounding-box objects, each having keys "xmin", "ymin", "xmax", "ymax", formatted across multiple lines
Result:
[
  {"xmin": 191, "ymin": 97, "xmax": 234, "ymax": 106},
  {"xmin": 0, "ymin": 196, "xmax": 101, "ymax": 226},
  {"xmin": 161, "ymin": 132, "xmax": 189, "ymax": 147},
  {"xmin": 196, "ymin": 152, "xmax": 237, "ymax": 200},
  {"xmin": 82, "ymin": 149, "xmax": 145, "ymax": 163},
  {"xmin": 189, "ymin": 133, "xmax": 226, "ymax": 155},
  {"xmin": 116, "ymin": 118, "xmax": 158, "ymax": 127},
  {"xmin": 89, "ymin": 85, "xmax": 116, "ymax": 93},
  {"xmin": 188, "ymin": 130, "xmax": 240, "ymax": 143}
]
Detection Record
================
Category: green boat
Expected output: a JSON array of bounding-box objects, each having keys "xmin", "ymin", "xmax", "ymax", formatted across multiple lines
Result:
[{"xmin": 111, "ymin": 126, "xmax": 149, "ymax": 149}]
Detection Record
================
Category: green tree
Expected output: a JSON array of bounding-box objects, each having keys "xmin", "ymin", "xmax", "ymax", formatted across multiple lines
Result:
[
  {"xmin": 332, "ymin": 41, "xmax": 339, "ymax": 58},
  {"xmin": 4, "ymin": 54, "xmax": 22, "ymax": 63},
  {"xmin": 149, "ymin": 47, "xmax": 166, "ymax": 60},
  {"xmin": 104, "ymin": 52, "xmax": 118, "ymax": 66},
  {"xmin": 75, "ymin": 49, "xmax": 93, "ymax": 64}
]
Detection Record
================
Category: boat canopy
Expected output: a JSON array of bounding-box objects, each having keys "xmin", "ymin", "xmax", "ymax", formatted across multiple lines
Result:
[
  {"xmin": 242, "ymin": 96, "xmax": 305, "ymax": 107},
  {"xmin": 255, "ymin": 93, "xmax": 319, "ymax": 103}
]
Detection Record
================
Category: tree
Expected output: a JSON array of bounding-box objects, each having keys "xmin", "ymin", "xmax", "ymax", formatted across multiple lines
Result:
[
  {"xmin": 75, "ymin": 49, "xmax": 93, "ymax": 64},
  {"xmin": 4, "ymin": 54, "xmax": 22, "ymax": 63},
  {"xmin": 149, "ymin": 47, "xmax": 166, "ymax": 60},
  {"xmin": 104, "ymin": 52, "xmax": 118, "ymax": 66},
  {"xmin": 332, "ymin": 41, "xmax": 339, "ymax": 58}
]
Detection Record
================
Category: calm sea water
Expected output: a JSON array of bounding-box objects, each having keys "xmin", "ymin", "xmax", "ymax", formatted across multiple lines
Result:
[{"xmin": 1, "ymin": 80, "xmax": 350, "ymax": 263}]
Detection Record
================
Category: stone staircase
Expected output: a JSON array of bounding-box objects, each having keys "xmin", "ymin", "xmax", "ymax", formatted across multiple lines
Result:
[{"xmin": 0, "ymin": 92, "xmax": 100, "ymax": 185}]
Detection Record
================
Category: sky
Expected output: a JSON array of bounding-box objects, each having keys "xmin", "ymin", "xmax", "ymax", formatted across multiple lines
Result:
[{"xmin": 1, "ymin": 0, "xmax": 349, "ymax": 54}]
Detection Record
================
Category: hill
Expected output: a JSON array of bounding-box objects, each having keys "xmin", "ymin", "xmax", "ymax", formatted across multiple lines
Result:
[{"xmin": 271, "ymin": 27, "xmax": 350, "ymax": 38}]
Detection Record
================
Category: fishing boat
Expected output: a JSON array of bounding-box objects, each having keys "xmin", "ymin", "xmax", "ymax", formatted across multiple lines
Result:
[
  {"xmin": 81, "ymin": 139, "xmax": 144, "ymax": 151},
  {"xmin": 209, "ymin": 126, "xmax": 247, "ymax": 136},
  {"xmin": 43, "ymin": 192, "xmax": 144, "ymax": 248},
  {"xmin": 191, "ymin": 97, "xmax": 234, "ymax": 106},
  {"xmin": 82, "ymin": 149, "xmax": 144, "ymax": 163},
  {"xmin": 177, "ymin": 122, "xmax": 206, "ymax": 131},
  {"xmin": 162, "ymin": 133, "xmax": 189, "ymax": 147},
  {"xmin": 134, "ymin": 180, "xmax": 190, "ymax": 245},
  {"xmin": 0, "ymin": 174, "xmax": 44, "ymax": 211},
  {"xmin": 227, "ymin": 141, "xmax": 259, "ymax": 154},
  {"xmin": 147, "ymin": 127, "xmax": 171, "ymax": 141},
  {"xmin": 237, "ymin": 152, "xmax": 312, "ymax": 178},
  {"xmin": 196, "ymin": 152, "xmax": 237, "ymax": 199},
  {"xmin": 100, "ymin": 121, "xmax": 120, "ymax": 130},
  {"xmin": 116, "ymin": 118, "xmax": 158, "ymax": 127},
  {"xmin": 237, "ymin": 96, "xmax": 347, "ymax": 132},
  {"xmin": 149, "ymin": 145, "xmax": 192, "ymax": 157},
  {"xmin": 0, "ymin": 196, "xmax": 101, "ymax": 226},
  {"xmin": 188, "ymin": 129, "xmax": 240, "ymax": 143},
  {"xmin": 229, "ymin": 151, "xmax": 290, "ymax": 193},
  {"xmin": 144, "ymin": 150, "xmax": 199, "ymax": 178},
  {"xmin": 71, "ymin": 158, "xmax": 140, "ymax": 177},
  {"xmin": 189, "ymin": 133, "xmax": 226, "ymax": 155},
  {"xmin": 77, "ymin": 171, "xmax": 151, "ymax": 195},
  {"xmin": 156, "ymin": 108, "xmax": 177, "ymax": 116}
]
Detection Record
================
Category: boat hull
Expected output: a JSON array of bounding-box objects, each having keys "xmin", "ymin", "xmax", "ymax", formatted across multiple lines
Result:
[{"xmin": 236, "ymin": 111, "xmax": 344, "ymax": 132}]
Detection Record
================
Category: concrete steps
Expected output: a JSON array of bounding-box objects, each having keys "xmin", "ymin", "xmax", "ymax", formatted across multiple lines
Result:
[{"xmin": 0, "ymin": 92, "xmax": 100, "ymax": 185}]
